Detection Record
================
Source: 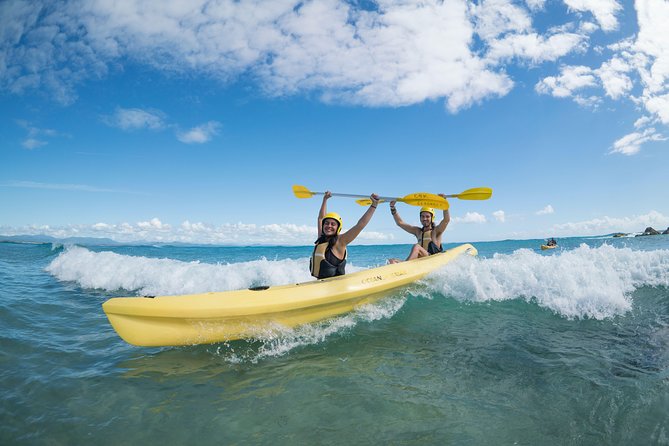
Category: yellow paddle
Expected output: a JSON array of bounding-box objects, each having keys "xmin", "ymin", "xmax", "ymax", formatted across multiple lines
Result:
[
  {"xmin": 355, "ymin": 187, "xmax": 492, "ymax": 208},
  {"xmin": 293, "ymin": 185, "xmax": 492, "ymax": 211}
]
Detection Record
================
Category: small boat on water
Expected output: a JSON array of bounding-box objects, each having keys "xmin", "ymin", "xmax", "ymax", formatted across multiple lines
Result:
[
  {"xmin": 103, "ymin": 243, "xmax": 477, "ymax": 347},
  {"xmin": 541, "ymin": 238, "xmax": 558, "ymax": 250}
]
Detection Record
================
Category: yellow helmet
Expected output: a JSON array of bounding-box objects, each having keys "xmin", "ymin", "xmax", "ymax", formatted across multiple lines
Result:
[
  {"xmin": 419, "ymin": 207, "xmax": 435, "ymax": 221},
  {"xmin": 323, "ymin": 212, "xmax": 343, "ymax": 234}
]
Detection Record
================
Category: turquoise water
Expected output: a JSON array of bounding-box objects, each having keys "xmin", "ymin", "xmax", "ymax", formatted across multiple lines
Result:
[{"xmin": 1, "ymin": 235, "xmax": 669, "ymax": 444}]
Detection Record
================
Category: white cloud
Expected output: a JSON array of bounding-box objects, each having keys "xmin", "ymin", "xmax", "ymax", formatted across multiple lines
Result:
[
  {"xmin": 1, "ymin": 0, "xmax": 666, "ymax": 151},
  {"xmin": 551, "ymin": 210, "xmax": 669, "ymax": 235},
  {"xmin": 643, "ymin": 93, "xmax": 669, "ymax": 125},
  {"xmin": 454, "ymin": 212, "xmax": 487, "ymax": 223},
  {"xmin": 579, "ymin": 21, "xmax": 599, "ymax": 33},
  {"xmin": 486, "ymin": 32, "xmax": 586, "ymax": 64},
  {"xmin": 103, "ymin": 107, "xmax": 165, "ymax": 131},
  {"xmin": 137, "ymin": 218, "xmax": 171, "ymax": 231},
  {"xmin": 563, "ymin": 0, "xmax": 622, "ymax": 31},
  {"xmin": 21, "ymin": 138, "xmax": 46, "ymax": 149},
  {"xmin": 0, "ymin": 219, "xmax": 392, "ymax": 245},
  {"xmin": 92, "ymin": 223, "xmax": 112, "ymax": 231},
  {"xmin": 634, "ymin": 115, "xmax": 654, "ymax": 128},
  {"xmin": 573, "ymin": 94, "xmax": 602, "ymax": 108},
  {"xmin": 16, "ymin": 120, "xmax": 62, "ymax": 149},
  {"xmin": 0, "ymin": 0, "xmax": 585, "ymax": 113},
  {"xmin": 536, "ymin": 205, "xmax": 554, "ymax": 215},
  {"xmin": 525, "ymin": 0, "xmax": 546, "ymax": 10},
  {"xmin": 176, "ymin": 121, "xmax": 221, "ymax": 144},
  {"xmin": 531, "ymin": 0, "xmax": 668, "ymax": 155},
  {"xmin": 596, "ymin": 56, "xmax": 632, "ymax": 99},
  {"xmin": 634, "ymin": 0, "xmax": 669, "ymax": 99},
  {"xmin": 535, "ymin": 65, "xmax": 597, "ymax": 98},
  {"xmin": 609, "ymin": 128, "xmax": 666, "ymax": 155},
  {"xmin": 472, "ymin": 0, "xmax": 532, "ymax": 41},
  {"xmin": 493, "ymin": 210, "xmax": 506, "ymax": 222}
]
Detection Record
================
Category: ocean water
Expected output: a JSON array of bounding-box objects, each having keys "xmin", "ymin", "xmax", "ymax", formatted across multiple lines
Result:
[{"xmin": 1, "ymin": 235, "xmax": 669, "ymax": 445}]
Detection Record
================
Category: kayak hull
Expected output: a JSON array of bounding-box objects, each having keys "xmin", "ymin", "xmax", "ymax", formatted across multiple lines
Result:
[
  {"xmin": 541, "ymin": 244, "xmax": 557, "ymax": 250},
  {"xmin": 103, "ymin": 243, "xmax": 477, "ymax": 347}
]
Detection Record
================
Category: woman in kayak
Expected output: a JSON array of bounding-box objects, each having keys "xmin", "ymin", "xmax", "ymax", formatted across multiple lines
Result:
[
  {"xmin": 388, "ymin": 198, "xmax": 450, "ymax": 263},
  {"xmin": 310, "ymin": 191, "xmax": 380, "ymax": 279}
]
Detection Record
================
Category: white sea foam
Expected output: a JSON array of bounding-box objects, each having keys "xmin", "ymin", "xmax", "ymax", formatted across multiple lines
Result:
[
  {"xmin": 426, "ymin": 243, "xmax": 669, "ymax": 320},
  {"xmin": 45, "ymin": 244, "xmax": 669, "ymax": 358},
  {"xmin": 45, "ymin": 246, "xmax": 315, "ymax": 296},
  {"xmin": 214, "ymin": 295, "xmax": 408, "ymax": 363},
  {"xmin": 45, "ymin": 246, "xmax": 407, "ymax": 359}
]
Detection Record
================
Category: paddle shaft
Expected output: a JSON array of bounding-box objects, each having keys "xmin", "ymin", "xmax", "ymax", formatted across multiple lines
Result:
[{"xmin": 308, "ymin": 190, "xmax": 401, "ymax": 201}]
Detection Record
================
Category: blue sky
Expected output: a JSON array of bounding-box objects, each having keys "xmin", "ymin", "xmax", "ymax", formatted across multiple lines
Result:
[{"xmin": 1, "ymin": 0, "xmax": 668, "ymax": 245}]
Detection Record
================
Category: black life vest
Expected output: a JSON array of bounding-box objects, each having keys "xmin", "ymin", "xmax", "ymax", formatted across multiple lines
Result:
[
  {"xmin": 418, "ymin": 228, "xmax": 443, "ymax": 255},
  {"xmin": 310, "ymin": 238, "xmax": 347, "ymax": 279}
]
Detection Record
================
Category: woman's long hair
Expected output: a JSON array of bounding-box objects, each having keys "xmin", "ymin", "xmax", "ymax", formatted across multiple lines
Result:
[{"xmin": 315, "ymin": 233, "xmax": 338, "ymax": 248}]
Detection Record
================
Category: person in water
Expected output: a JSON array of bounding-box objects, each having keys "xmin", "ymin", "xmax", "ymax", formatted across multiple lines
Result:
[
  {"xmin": 388, "ymin": 197, "xmax": 450, "ymax": 263},
  {"xmin": 310, "ymin": 191, "xmax": 380, "ymax": 279}
]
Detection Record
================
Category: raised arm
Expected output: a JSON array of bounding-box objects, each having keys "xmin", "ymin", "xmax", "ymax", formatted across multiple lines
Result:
[
  {"xmin": 317, "ymin": 191, "xmax": 332, "ymax": 237},
  {"xmin": 433, "ymin": 196, "xmax": 451, "ymax": 236},
  {"xmin": 390, "ymin": 201, "xmax": 420, "ymax": 236},
  {"xmin": 338, "ymin": 193, "xmax": 380, "ymax": 246}
]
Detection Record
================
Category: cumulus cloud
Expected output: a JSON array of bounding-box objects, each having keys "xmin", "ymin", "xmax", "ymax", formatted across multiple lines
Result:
[
  {"xmin": 535, "ymin": 65, "xmax": 597, "ymax": 98},
  {"xmin": 0, "ymin": 218, "xmax": 394, "ymax": 245},
  {"xmin": 176, "ymin": 121, "xmax": 221, "ymax": 144},
  {"xmin": 453, "ymin": 212, "xmax": 487, "ymax": 223},
  {"xmin": 596, "ymin": 56, "xmax": 632, "ymax": 99},
  {"xmin": 485, "ymin": 31, "xmax": 586, "ymax": 64},
  {"xmin": 493, "ymin": 210, "xmax": 506, "ymax": 222},
  {"xmin": 534, "ymin": 0, "xmax": 669, "ymax": 154},
  {"xmin": 101, "ymin": 107, "xmax": 221, "ymax": 143},
  {"xmin": 2, "ymin": 0, "xmax": 667, "ymax": 155},
  {"xmin": 536, "ymin": 205, "xmax": 554, "ymax": 215},
  {"xmin": 472, "ymin": 0, "xmax": 532, "ymax": 41},
  {"xmin": 525, "ymin": 0, "xmax": 546, "ymax": 11},
  {"xmin": 0, "ymin": 0, "xmax": 591, "ymax": 114},
  {"xmin": 103, "ymin": 107, "xmax": 165, "ymax": 131},
  {"xmin": 551, "ymin": 210, "xmax": 669, "ymax": 235},
  {"xmin": 609, "ymin": 128, "xmax": 666, "ymax": 155},
  {"xmin": 137, "ymin": 218, "xmax": 171, "ymax": 231},
  {"xmin": 563, "ymin": 0, "xmax": 622, "ymax": 32},
  {"xmin": 634, "ymin": 116, "xmax": 654, "ymax": 128}
]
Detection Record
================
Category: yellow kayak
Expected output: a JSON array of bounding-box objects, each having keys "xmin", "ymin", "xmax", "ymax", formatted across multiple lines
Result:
[
  {"xmin": 102, "ymin": 243, "xmax": 477, "ymax": 347},
  {"xmin": 541, "ymin": 244, "xmax": 557, "ymax": 250}
]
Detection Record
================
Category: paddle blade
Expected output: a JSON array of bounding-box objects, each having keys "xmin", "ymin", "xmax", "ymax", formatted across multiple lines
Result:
[
  {"xmin": 356, "ymin": 199, "xmax": 387, "ymax": 206},
  {"xmin": 403, "ymin": 192, "xmax": 445, "ymax": 202},
  {"xmin": 357, "ymin": 193, "xmax": 449, "ymax": 210},
  {"xmin": 452, "ymin": 187, "xmax": 492, "ymax": 200},
  {"xmin": 402, "ymin": 193, "xmax": 449, "ymax": 210},
  {"xmin": 403, "ymin": 198, "xmax": 449, "ymax": 211},
  {"xmin": 292, "ymin": 184, "xmax": 314, "ymax": 199},
  {"xmin": 358, "ymin": 198, "xmax": 450, "ymax": 210}
]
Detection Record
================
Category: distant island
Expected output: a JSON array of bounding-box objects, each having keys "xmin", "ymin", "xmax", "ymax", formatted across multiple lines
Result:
[
  {"xmin": 635, "ymin": 227, "xmax": 669, "ymax": 237},
  {"xmin": 0, "ymin": 234, "xmax": 122, "ymax": 246}
]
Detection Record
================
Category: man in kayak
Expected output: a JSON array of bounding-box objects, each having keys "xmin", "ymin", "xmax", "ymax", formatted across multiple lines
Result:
[
  {"xmin": 310, "ymin": 191, "xmax": 380, "ymax": 279},
  {"xmin": 388, "ymin": 197, "xmax": 450, "ymax": 263}
]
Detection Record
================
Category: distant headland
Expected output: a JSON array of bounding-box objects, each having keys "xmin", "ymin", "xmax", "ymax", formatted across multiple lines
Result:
[{"xmin": 635, "ymin": 227, "xmax": 669, "ymax": 237}]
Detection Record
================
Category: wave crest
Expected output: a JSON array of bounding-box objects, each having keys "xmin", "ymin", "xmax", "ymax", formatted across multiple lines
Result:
[{"xmin": 427, "ymin": 243, "xmax": 669, "ymax": 319}]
